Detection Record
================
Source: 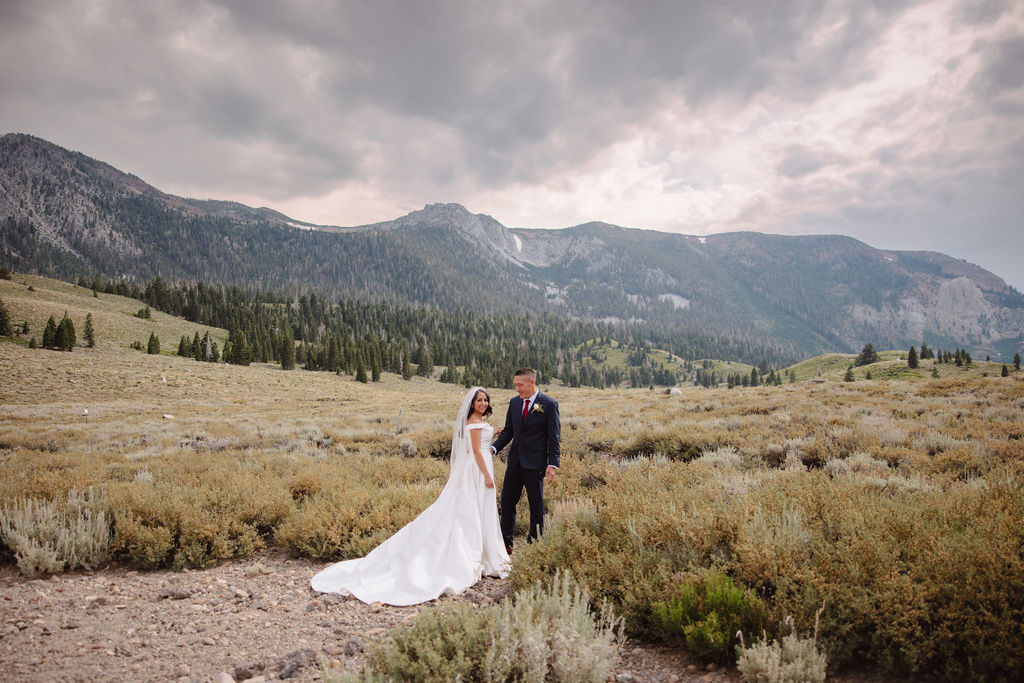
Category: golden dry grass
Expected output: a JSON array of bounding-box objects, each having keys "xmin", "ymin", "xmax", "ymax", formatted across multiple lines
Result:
[{"xmin": 3, "ymin": 273, "xmax": 1024, "ymax": 678}]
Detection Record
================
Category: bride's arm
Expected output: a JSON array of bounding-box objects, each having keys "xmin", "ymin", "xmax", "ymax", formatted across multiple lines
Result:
[{"xmin": 469, "ymin": 428, "xmax": 495, "ymax": 489}]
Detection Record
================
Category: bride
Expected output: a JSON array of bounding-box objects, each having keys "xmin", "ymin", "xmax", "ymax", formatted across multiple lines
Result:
[{"xmin": 310, "ymin": 387, "xmax": 511, "ymax": 605}]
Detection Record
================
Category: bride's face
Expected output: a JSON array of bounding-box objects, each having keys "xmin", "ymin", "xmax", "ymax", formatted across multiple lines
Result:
[{"xmin": 472, "ymin": 392, "xmax": 489, "ymax": 416}]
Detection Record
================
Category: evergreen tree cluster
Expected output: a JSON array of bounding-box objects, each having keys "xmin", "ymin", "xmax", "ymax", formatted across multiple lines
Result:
[
  {"xmin": 177, "ymin": 332, "xmax": 221, "ymax": 363},
  {"xmin": 41, "ymin": 312, "xmax": 77, "ymax": 351},
  {"xmin": 125, "ymin": 278, "xmax": 771, "ymax": 389},
  {"xmin": 722, "ymin": 367, "xmax": 784, "ymax": 388},
  {"xmin": 933, "ymin": 347, "xmax": 972, "ymax": 367}
]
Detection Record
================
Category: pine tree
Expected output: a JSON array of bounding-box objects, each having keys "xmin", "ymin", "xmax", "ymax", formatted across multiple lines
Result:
[
  {"xmin": 28, "ymin": 336, "xmax": 37, "ymax": 349},
  {"xmin": 327, "ymin": 337, "xmax": 340, "ymax": 373},
  {"xmin": 1015, "ymin": 353, "xmax": 1021, "ymax": 371},
  {"xmin": 147, "ymin": 332, "xmax": 160, "ymax": 354},
  {"xmin": 919, "ymin": 342, "xmax": 933, "ymax": 359},
  {"xmin": 202, "ymin": 332, "xmax": 213, "ymax": 361},
  {"xmin": 43, "ymin": 315, "xmax": 57, "ymax": 349},
  {"xmin": 855, "ymin": 343, "xmax": 878, "ymax": 367},
  {"xmin": 844, "ymin": 366, "xmax": 855, "ymax": 382},
  {"xmin": 356, "ymin": 353, "xmax": 368, "ymax": 383},
  {"xmin": 0, "ymin": 297, "xmax": 11, "ymax": 336},
  {"xmin": 84, "ymin": 313, "xmax": 95, "ymax": 348},
  {"xmin": 907, "ymin": 345, "xmax": 918, "ymax": 369},
  {"xmin": 232, "ymin": 333, "xmax": 251, "ymax": 366},
  {"xmin": 417, "ymin": 344, "xmax": 434, "ymax": 377},
  {"xmin": 1002, "ymin": 364, "xmax": 1009, "ymax": 377},
  {"xmin": 57, "ymin": 312, "xmax": 76, "ymax": 351},
  {"xmin": 371, "ymin": 353, "xmax": 382, "ymax": 382},
  {"xmin": 402, "ymin": 355, "xmax": 414, "ymax": 381},
  {"xmin": 279, "ymin": 329, "xmax": 295, "ymax": 370},
  {"xmin": 191, "ymin": 332, "xmax": 202, "ymax": 361},
  {"xmin": 178, "ymin": 336, "xmax": 189, "ymax": 357}
]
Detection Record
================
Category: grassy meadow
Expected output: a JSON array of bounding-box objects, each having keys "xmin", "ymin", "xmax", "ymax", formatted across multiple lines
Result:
[{"xmin": 2, "ymin": 273, "xmax": 1023, "ymax": 680}]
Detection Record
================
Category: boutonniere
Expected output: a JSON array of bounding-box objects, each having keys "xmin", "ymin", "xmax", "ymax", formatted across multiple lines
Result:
[{"xmin": 530, "ymin": 403, "xmax": 544, "ymax": 414}]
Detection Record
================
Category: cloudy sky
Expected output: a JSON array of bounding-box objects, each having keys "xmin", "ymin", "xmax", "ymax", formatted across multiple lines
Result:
[{"xmin": 2, "ymin": 0, "xmax": 1022, "ymax": 288}]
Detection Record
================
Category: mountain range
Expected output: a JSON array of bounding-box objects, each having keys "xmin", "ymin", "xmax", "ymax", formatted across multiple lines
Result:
[{"xmin": 2, "ymin": 132, "xmax": 1021, "ymax": 363}]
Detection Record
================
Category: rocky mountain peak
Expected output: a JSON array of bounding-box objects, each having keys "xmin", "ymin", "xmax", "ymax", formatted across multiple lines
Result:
[{"xmin": 370, "ymin": 202, "xmax": 521, "ymax": 262}]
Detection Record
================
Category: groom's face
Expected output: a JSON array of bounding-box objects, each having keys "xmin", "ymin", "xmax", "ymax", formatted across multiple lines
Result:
[{"xmin": 513, "ymin": 375, "xmax": 536, "ymax": 399}]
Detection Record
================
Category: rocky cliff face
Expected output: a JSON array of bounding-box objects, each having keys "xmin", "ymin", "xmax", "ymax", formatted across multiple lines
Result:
[{"xmin": 848, "ymin": 275, "xmax": 1022, "ymax": 350}]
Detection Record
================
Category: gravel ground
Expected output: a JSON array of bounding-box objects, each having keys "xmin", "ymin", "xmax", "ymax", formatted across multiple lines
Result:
[{"xmin": 0, "ymin": 551, "xmax": 752, "ymax": 682}]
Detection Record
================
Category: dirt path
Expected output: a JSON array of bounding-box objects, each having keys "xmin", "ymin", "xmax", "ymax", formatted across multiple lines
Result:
[{"xmin": 1, "ymin": 551, "xmax": 744, "ymax": 683}]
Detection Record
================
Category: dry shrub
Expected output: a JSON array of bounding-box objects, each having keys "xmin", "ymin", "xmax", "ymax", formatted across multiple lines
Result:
[
  {"xmin": 108, "ymin": 455, "xmax": 294, "ymax": 569},
  {"xmin": 358, "ymin": 571, "xmax": 621, "ymax": 683},
  {"xmin": 546, "ymin": 497, "xmax": 600, "ymax": 535},
  {"xmin": 514, "ymin": 455, "xmax": 1024, "ymax": 680},
  {"xmin": 697, "ymin": 446, "xmax": 742, "ymax": 469},
  {"xmin": 736, "ymin": 613, "xmax": 827, "ymax": 683},
  {"xmin": 0, "ymin": 486, "xmax": 111, "ymax": 576},
  {"xmin": 734, "ymin": 502, "xmax": 813, "ymax": 594},
  {"xmin": 763, "ymin": 467, "xmax": 1024, "ymax": 679},
  {"xmin": 618, "ymin": 429, "xmax": 709, "ymax": 461},
  {"xmin": 822, "ymin": 452, "xmax": 890, "ymax": 478},
  {"xmin": 277, "ymin": 479, "xmax": 441, "ymax": 561}
]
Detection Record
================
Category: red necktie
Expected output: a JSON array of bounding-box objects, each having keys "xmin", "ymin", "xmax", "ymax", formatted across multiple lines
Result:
[{"xmin": 522, "ymin": 398, "xmax": 529, "ymax": 421}]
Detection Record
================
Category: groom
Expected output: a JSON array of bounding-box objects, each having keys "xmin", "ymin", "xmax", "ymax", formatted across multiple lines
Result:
[{"xmin": 491, "ymin": 367, "xmax": 560, "ymax": 553}]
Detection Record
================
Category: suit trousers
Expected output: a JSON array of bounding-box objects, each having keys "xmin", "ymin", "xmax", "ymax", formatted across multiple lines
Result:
[{"xmin": 500, "ymin": 463, "xmax": 544, "ymax": 547}]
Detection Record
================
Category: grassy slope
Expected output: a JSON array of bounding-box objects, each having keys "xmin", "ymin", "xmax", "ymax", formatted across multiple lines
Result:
[
  {"xmin": 0, "ymin": 273, "xmax": 227, "ymax": 354},
  {"xmin": 785, "ymin": 349, "xmax": 1006, "ymax": 382}
]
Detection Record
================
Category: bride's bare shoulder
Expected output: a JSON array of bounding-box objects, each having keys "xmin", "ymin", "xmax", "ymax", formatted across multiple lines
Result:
[{"xmin": 466, "ymin": 420, "xmax": 488, "ymax": 429}]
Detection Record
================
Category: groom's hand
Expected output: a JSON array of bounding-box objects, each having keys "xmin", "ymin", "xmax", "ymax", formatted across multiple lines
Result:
[{"xmin": 545, "ymin": 466, "xmax": 556, "ymax": 484}]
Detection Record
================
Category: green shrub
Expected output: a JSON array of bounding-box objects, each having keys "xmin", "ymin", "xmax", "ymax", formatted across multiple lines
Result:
[{"xmin": 652, "ymin": 569, "xmax": 769, "ymax": 663}]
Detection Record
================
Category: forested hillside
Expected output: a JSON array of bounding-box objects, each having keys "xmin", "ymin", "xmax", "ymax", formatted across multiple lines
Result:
[
  {"xmin": 3, "ymin": 133, "xmax": 1022, "ymax": 363},
  {"xmin": 110, "ymin": 276, "xmax": 787, "ymax": 389}
]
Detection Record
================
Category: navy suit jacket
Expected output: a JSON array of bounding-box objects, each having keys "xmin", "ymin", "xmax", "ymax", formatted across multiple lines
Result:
[{"xmin": 491, "ymin": 392, "xmax": 560, "ymax": 471}]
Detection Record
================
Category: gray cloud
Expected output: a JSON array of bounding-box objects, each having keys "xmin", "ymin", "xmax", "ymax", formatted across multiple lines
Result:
[
  {"xmin": 777, "ymin": 145, "xmax": 850, "ymax": 179},
  {"xmin": 0, "ymin": 0, "xmax": 1022, "ymax": 289}
]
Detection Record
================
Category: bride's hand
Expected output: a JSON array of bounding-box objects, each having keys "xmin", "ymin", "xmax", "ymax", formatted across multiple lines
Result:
[
  {"xmin": 484, "ymin": 476, "xmax": 495, "ymax": 489},
  {"xmin": 493, "ymin": 427, "xmax": 503, "ymax": 438}
]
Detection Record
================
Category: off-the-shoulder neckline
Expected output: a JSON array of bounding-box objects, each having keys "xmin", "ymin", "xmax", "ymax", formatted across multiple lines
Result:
[{"xmin": 466, "ymin": 422, "xmax": 490, "ymax": 429}]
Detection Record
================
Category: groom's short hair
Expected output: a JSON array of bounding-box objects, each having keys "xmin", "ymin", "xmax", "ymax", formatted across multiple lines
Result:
[{"xmin": 514, "ymin": 367, "xmax": 536, "ymax": 380}]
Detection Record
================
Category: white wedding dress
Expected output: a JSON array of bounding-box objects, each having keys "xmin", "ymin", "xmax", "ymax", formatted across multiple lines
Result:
[{"xmin": 310, "ymin": 388, "xmax": 510, "ymax": 606}]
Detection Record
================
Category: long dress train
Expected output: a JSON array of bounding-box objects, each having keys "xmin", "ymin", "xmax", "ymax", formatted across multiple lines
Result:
[{"xmin": 310, "ymin": 390, "xmax": 509, "ymax": 606}]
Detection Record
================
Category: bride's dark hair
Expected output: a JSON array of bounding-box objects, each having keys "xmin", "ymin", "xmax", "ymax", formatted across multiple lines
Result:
[{"xmin": 467, "ymin": 388, "xmax": 493, "ymax": 418}]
